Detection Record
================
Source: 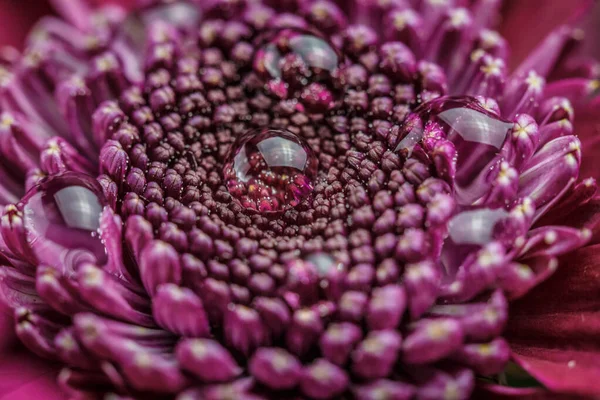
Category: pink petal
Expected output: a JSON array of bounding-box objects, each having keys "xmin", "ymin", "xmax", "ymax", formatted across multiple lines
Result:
[
  {"xmin": 506, "ymin": 244, "xmax": 600, "ymax": 396},
  {"xmin": 0, "ymin": 349, "xmax": 62, "ymax": 399}
]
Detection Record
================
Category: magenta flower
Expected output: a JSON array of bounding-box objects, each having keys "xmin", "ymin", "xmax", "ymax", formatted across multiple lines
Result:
[{"xmin": 0, "ymin": 0, "xmax": 599, "ymax": 399}]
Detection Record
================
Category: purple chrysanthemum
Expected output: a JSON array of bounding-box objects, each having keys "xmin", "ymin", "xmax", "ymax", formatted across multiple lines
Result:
[{"xmin": 0, "ymin": 0, "xmax": 599, "ymax": 399}]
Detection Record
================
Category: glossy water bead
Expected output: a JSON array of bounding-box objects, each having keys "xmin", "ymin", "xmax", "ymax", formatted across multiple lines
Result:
[
  {"xmin": 441, "ymin": 207, "xmax": 510, "ymax": 278},
  {"xmin": 19, "ymin": 172, "xmax": 108, "ymax": 268},
  {"xmin": 224, "ymin": 128, "xmax": 319, "ymax": 213},
  {"xmin": 253, "ymin": 27, "xmax": 343, "ymax": 112},
  {"xmin": 395, "ymin": 96, "xmax": 514, "ymax": 205}
]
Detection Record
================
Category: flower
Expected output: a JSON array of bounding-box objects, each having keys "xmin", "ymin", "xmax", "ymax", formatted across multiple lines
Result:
[{"xmin": 0, "ymin": 0, "xmax": 599, "ymax": 399}]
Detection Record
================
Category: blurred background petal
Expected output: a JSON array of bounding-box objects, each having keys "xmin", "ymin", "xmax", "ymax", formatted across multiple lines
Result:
[
  {"xmin": 0, "ymin": 306, "xmax": 63, "ymax": 399},
  {"xmin": 0, "ymin": 0, "xmax": 54, "ymax": 48},
  {"xmin": 500, "ymin": 0, "xmax": 597, "ymax": 70},
  {"xmin": 506, "ymin": 244, "xmax": 600, "ymax": 397}
]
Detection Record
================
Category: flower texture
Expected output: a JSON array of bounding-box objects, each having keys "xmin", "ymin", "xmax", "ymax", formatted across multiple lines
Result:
[{"xmin": 0, "ymin": 0, "xmax": 599, "ymax": 399}]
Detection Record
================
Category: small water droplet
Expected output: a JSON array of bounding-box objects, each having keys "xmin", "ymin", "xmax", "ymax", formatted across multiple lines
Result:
[
  {"xmin": 395, "ymin": 96, "xmax": 513, "ymax": 205},
  {"xmin": 20, "ymin": 172, "xmax": 108, "ymax": 269},
  {"xmin": 253, "ymin": 28, "xmax": 343, "ymax": 113},
  {"xmin": 224, "ymin": 128, "xmax": 318, "ymax": 214},
  {"xmin": 441, "ymin": 207, "xmax": 509, "ymax": 279},
  {"xmin": 304, "ymin": 252, "xmax": 338, "ymax": 276},
  {"xmin": 118, "ymin": 1, "xmax": 202, "ymax": 52}
]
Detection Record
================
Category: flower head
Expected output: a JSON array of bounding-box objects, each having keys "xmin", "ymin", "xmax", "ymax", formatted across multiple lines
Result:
[{"xmin": 0, "ymin": 0, "xmax": 599, "ymax": 399}]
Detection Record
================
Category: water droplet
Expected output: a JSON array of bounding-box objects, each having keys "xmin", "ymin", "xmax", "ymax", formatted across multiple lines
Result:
[
  {"xmin": 20, "ymin": 172, "xmax": 108, "ymax": 269},
  {"xmin": 396, "ymin": 96, "xmax": 513, "ymax": 205},
  {"xmin": 224, "ymin": 128, "xmax": 318, "ymax": 214},
  {"xmin": 441, "ymin": 207, "xmax": 509, "ymax": 279},
  {"xmin": 253, "ymin": 28, "xmax": 343, "ymax": 112},
  {"xmin": 304, "ymin": 252, "xmax": 338, "ymax": 276},
  {"xmin": 119, "ymin": 1, "xmax": 202, "ymax": 50}
]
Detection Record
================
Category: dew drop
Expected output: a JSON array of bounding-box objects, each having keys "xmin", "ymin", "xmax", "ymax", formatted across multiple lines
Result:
[
  {"xmin": 224, "ymin": 128, "xmax": 319, "ymax": 214},
  {"xmin": 20, "ymin": 172, "xmax": 108, "ymax": 269},
  {"xmin": 118, "ymin": 1, "xmax": 202, "ymax": 53},
  {"xmin": 395, "ymin": 96, "xmax": 513, "ymax": 205},
  {"xmin": 440, "ymin": 207, "xmax": 509, "ymax": 279},
  {"xmin": 253, "ymin": 28, "xmax": 343, "ymax": 112},
  {"xmin": 304, "ymin": 252, "xmax": 339, "ymax": 276}
]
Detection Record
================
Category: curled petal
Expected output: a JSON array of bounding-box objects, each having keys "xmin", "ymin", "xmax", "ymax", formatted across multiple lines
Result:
[
  {"xmin": 1, "ymin": 204, "xmax": 34, "ymax": 264},
  {"xmin": 224, "ymin": 304, "xmax": 269, "ymax": 356},
  {"xmin": 366, "ymin": 284, "xmax": 406, "ymax": 330},
  {"xmin": 176, "ymin": 338, "xmax": 242, "ymax": 383},
  {"xmin": 300, "ymin": 358, "xmax": 349, "ymax": 400},
  {"xmin": 402, "ymin": 318, "xmax": 464, "ymax": 365},
  {"xmin": 0, "ymin": 111, "xmax": 44, "ymax": 175},
  {"xmin": 14, "ymin": 308, "xmax": 59, "ymax": 359},
  {"xmin": 120, "ymin": 352, "xmax": 188, "ymax": 393},
  {"xmin": 253, "ymin": 296, "xmax": 291, "ymax": 338},
  {"xmin": 56, "ymin": 77, "xmax": 97, "ymax": 159},
  {"xmin": 54, "ymin": 327, "xmax": 95, "ymax": 369},
  {"xmin": 286, "ymin": 308, "xmax": 323, "ymax": 356},
  {"xmin": 40, "ymin": 137, "xmax": 95, "ymax": 175},
  {"xmin": 353, "ymin": 379, "xmax": 415, "ymax": 400},
  {"xmin": 139, "ymin": 240, "xmax": 182, "ymax": 296},
  {"xmin": 124, "ymin": 215, "xmax": 153, "ymax": 261},
  {"xmin": 431, "ymin": 290, "xmax": 508, "ymax": 342},
  {"xmin": 75, "ymin": 263, "xmax": 153, "ymax": 327},
  {"xmin": 153, "ymin": 284, "xmax": 210, "ymax": 337},
  {"xmin": 519, "ymin": 136, "xmax": 581, "ymax": 216},
  {"xmin": 352, "ymin": 330, "xmax": 402, "ymax": 379},
  {"xmin": 319, "ymin": 322, "xmax": 362, "ymax": 366},
  {"xmin": 403, "ymin": 261, "xmax": 440, "ymax": 319},
  {"xmin": 451, "ymin": 337, "xmax": 510, "ymax": 375},
  {"xmin": 99, "ymin": 140, "xmax": 129, "ymax": 185},
  {"xmin": 92, "ymin": 101, "xmax": 126, "ymax": 149},
  {"xmin": 415, "ymin": 367, "xmax": 475, "ymax": 400},
  {"xmin": 249, "ymin": 347, "xmax": 302, "ymax": 390},
  {"xmin": 36, "ymin": 264, "xmax": 85, "ymax": 316}
]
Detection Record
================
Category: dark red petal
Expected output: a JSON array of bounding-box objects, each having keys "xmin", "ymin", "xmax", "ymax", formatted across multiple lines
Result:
[
  {"xmin": 576, "ymin": 107, "xmax": 600, "ymax": 183},
  {"xmin": 0, "ymin": 1, "xmax": 54, "ymax": 48},
  {"xmin": 506, "ymin": 244, "xmax": 600, "ymax": 396},
  {"xmin": 578, "ymin": 3, "xmax": 600, "ymax": 60},
  {"xmin": 500, "ymin": 0, "xmax": 594, "ymax": 71},
  {"xmin": 0, "ymin": 345, "xmax": 62, "ymax": 398},
  {"xmin": 474, "ymin": 383, "xmax": 588, "ymax": 399}
]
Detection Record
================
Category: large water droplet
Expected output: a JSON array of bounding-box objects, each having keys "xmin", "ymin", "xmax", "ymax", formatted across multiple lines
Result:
[
  {"xmin": 20, "ymin": 172, "xmax": 108, "ymax": 268},
  {"xmin": 253, "ymin": 28, "xmax": 343, "ymax": 112},
  {"xmin": 440, "ymin": 207, "xmax": 509, "ymax": 279},
  {"xmin": 224, "ymin": 128, "xmax": 318, "ymax": 214},
  {"xmin": 395, "ymin": 96, "xmax": 513, "ymax": 205}
]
